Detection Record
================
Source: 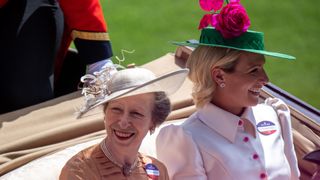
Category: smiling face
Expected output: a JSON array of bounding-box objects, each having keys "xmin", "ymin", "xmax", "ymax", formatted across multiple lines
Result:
[
  {"xmin": 104, "ymin": 93, "xmax": 155, "ymax": 153},
  {"xmin": 212, "ymin": 52, "xmax": 269, "ymax": 115}
]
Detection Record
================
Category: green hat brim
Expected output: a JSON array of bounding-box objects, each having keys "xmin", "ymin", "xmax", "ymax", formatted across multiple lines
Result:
[
  {"xmin": 171, "ymin": 27, "xmax": 295, "ymax": 60},
  {"xmin": 172, "ymin": 41, "xmax": 295, "ymax": 60}
]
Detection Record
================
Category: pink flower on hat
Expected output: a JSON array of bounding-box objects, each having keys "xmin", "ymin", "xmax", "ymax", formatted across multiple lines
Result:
[
  {"xmin": 199, "ymin": 0, "xmax": 224, "ymax": 11},
  {"xmin": 198, "ymin": 14, "xmax": 214, "ymax": 30},
  {"xmin": 198, "ymin": 0, "xmax": 224, "ymax": 30},
  {"xmin": 213, "ymin": 2, "xmax": 250, "ymax": 38}
]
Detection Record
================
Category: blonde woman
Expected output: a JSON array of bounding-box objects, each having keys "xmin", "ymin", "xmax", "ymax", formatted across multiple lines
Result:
[{"xmin": 156, "ymin": 0, "xmax": 300, "ymax": 179}]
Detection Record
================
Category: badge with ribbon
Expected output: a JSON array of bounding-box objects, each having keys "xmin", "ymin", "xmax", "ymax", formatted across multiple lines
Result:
[
  {"xmin": 257, "ymin": 121, "xmax": 277, "ymax": 135},
  {"xmin": 145, "ymin": 163, "xmax": 160, "ymax": 180}
]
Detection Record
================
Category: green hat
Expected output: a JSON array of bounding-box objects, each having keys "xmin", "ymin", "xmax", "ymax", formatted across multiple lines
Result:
[
  {"xmin": 173, "ymin": 0, "xmax": 295, "ymax": 60},
  {"xmin": 173, "ymin": 27, "xmax": 295, "ymax": 60}
]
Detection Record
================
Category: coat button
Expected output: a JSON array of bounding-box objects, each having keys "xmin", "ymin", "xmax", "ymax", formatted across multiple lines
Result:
[
  {"xmin": 260, "ymin": 173, "xmax": 267, "ymax": 179},
  {"xmin": 238, "ymin": 119, "xmax": 244, "ymax": 126},
  {"xmin": 243, "ymin": 137, "xmax": 249, "ymax": 142},
  {"xmin": 253, "ymin": 153, "xmax": 259, "ymax": 160}
]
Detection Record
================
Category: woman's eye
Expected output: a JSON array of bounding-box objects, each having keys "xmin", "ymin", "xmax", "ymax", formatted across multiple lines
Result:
[
  {"xmin": 249, "ymin": 68, "xmax": 259, "ymax": 74},
  {"xmin": 111, "ymin": 107, "xmax": 122, "ymax": 113},
  {"xmin": 131, "ymin": 111, "xmax": 144, "ymax": 118}
]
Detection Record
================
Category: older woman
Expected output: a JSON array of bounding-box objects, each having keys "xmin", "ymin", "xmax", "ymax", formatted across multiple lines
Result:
[
  {"xmin": 156, "ymin": 0, "xmax": 300, "ymax": 179},
  {"xmin": 59, "ymin": 66, "xmax": 188, "ymax": 180}
]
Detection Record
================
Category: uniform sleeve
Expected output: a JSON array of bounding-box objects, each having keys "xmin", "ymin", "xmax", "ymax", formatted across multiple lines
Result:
[
  {"xmin": 156, "ymin": 125, "xmax": 207, "ymax": 180},
  {"xmin": 59, "ymin": 0, "xmax": 107, "ymax": 32},
  {"xmin": 265, "ymin": 98, "xmax": 300, "ymax": 180},
  {"xmin": 59, "ymin": 0, "xmax": 112, "ymax": 65}
]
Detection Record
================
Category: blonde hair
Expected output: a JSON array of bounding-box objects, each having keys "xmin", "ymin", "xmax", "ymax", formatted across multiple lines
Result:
[{"xmin": 186, "ymin": 46, "xmax": 242, "ymax": 108}]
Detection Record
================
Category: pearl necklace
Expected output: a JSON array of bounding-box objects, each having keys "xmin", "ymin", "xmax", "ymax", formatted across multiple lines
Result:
[{"xmin": 100, "ymin": 140, "xmax": 139, "ymax": 176}]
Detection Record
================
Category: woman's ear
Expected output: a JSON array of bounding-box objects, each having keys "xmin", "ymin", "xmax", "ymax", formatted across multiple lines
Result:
[
  {"xmin": 149, "ymin": 125, "xmax": 156, "ymax": 135},
  {"xmin": 211, "ymin": 68, "xmax": 225, "ymax": 84}
]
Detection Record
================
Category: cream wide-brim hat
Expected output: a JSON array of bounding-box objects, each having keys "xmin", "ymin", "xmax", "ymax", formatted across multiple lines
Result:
[{"xmin": 77, "ymin": 67, "xmax": 189, "ymax": 118}]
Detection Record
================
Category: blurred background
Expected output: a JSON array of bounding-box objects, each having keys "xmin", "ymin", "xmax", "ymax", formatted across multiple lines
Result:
[{"xmin": 100, "ymin": 0, "xmax": 320, "ymax": 109}]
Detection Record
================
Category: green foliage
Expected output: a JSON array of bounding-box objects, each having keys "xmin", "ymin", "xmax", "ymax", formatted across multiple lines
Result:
[{"xmin": 102, "ymin": 0, "xmax": 320, "ymax": 109}]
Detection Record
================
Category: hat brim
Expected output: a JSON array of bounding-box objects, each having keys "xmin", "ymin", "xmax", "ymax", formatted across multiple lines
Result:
[
  {"xmin": 87, "ymin": 68, "xmax": 189, "ymax": 111},
  {"xmin": 172, "ymin": 41, "xmax": 296, "ymax": 60}
]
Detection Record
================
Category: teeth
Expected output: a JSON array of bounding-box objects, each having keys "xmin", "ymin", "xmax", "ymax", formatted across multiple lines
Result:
[
  {"xmin": 250, "ymin": 88, "xmax": 260, "ymax": 93},
  {"xmin": 115, "ymin": 130, "xmax": 132, "ymax": 138}
]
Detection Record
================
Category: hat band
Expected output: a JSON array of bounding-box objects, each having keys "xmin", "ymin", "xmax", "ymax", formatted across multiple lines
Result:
[{"xmin": 200, "ymin": 28, "xmax": 265, "ymax": 50}]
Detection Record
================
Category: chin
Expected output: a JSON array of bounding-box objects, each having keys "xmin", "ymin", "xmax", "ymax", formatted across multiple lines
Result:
[
  {"xmin": 249, "ymin": 100, "xmax": 259, "ymax": 107},
  {"xmin": 246, "ymin": 97, "xmax": 260, "ymax": 107}
]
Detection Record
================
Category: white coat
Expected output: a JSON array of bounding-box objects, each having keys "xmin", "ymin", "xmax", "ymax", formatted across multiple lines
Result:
[{"xmin": 156, "ymin": 98, "xmax": 300, "ymax": 180}]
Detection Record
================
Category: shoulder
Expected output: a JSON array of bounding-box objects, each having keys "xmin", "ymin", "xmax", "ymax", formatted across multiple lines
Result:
[
  {"xmin": 68, "ymin": 144, "xmax": 100, "ymax": 162},
  {"xmin": 141, "ymin": 154, "xmax": 166, "ymax": 169},
  {"xmin": 156, "ymin": 123, "xmax": 200, "ymax": 156},
  {"xmin": 264, "ymin": 97, "xmax": 290, "ymax": 113},
  {"xmin": 157, "ymin": 113, "xmax": 203, "ymax": 144},
  {"xmin": 182, "ymin": 112, "xmax": 201, "ymax": 127},
  {"xmin": 157, "ymin": 123, "xmax": 193, "ymax": 143},
  {"xmin": 66, "ymin": 145, "xmax": 96, "ymax": 165},
  {"xmin": 59, "ymin": 144, "xmax": 99, "ymax": 179}
]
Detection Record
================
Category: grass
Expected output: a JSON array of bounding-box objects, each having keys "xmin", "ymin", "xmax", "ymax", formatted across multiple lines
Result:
[{"xmin": 101, "ymin": 0, "xmax": 320, "ymax": 109}]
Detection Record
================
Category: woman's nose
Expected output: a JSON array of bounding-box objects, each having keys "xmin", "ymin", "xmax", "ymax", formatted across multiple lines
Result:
[
  {"xmin": 260, "ymin": 69, "xmax": 269, "ymax": 86},
  {"xmin": 118, "ymin": 115, "xmax": 130, "ymax": 129}
]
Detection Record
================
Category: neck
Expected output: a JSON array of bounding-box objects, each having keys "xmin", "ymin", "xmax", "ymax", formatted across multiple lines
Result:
[
  {"xmin": 104, "ymin": 138, "xmax": 138, "ymax": 166},
  {"xmin": 211, "ymin": 93, "xmax": 245, "ymax": 116}
]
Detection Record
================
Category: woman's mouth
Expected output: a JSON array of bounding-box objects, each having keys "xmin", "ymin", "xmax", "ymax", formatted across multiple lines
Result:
[
  {"xmin": 249, "ymin": 88, "xmax": 261, "ymax": 96},
  {"xmin": 114, "ymin": 130, "xmax": 135, "ymax": 140}
]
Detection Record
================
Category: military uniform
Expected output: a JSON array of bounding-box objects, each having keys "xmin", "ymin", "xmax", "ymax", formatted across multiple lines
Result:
[{"xmin": 0, "ymin": 0, "xmax": 112, "ymax": 113}]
